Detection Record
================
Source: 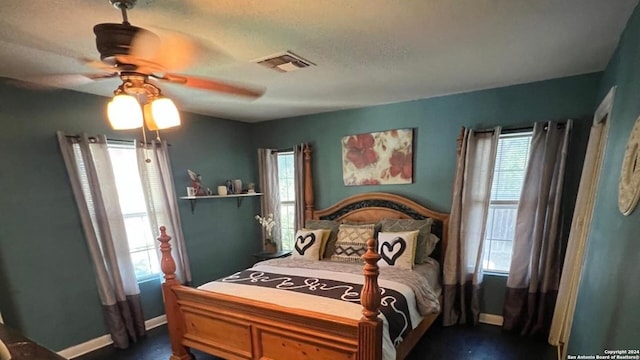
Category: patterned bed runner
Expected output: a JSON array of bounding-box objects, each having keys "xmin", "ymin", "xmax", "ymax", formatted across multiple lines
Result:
[{"xmin": 219, "ymin": 269, "xmax": 412, "ymax": 344}]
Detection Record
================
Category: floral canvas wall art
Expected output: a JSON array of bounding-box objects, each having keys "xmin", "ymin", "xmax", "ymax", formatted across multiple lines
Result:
[{"xmin": 342, "ymin": 129, "xmax": 413, "ymax": 185}]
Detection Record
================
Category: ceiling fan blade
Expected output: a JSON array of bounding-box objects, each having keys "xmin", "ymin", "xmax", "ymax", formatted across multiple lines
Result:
[
  {"xmin": 130, "ymin": 28, "xmax": 203, "ymax": 72},
  {"xmin": 157, "ymin": 73, "xmax": 265, "ymax": 98},
  {"xmin": 84, "ymin": 72, "xmax": 120, "ymax": 81},
  {"xmin": 82, "ymin": 58, "xmax": 118, "ymax": 72},
  {"xmin": 114, "ymin": 54, "xmax": 166, "ymax": 75},
  {"xmin": 15, "ymin": 72, "xmax": 118, "ymax": 89}
]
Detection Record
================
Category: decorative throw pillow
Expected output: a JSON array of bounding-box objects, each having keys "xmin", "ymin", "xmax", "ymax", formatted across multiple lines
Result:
[
  {"xmin": 377, "ymin": 230, "xmax": 419, "ymax": 270},
  {"xmin": 301, "ymin": 228, "xmax": 331, "ymax": 259},
  {"xmin": 379, "ymin": 218, "xmax": 434, "ymax": 264},
  {"xmin": 291, "ymin": 229, "xmax": 325, "ymax": 260},
  {"xmin": 425, "ymin": 233, "xmax": 441, "ymax": 260},
  {"xmin": 341, "ymin": 220, "xmax": 382, "ymax": 235},
  {"xmin": 330, "ymin": 224, "xmax": 376, "ymax": 263},
  {"xmin": 305, "ymin": 219, "xmax": 340, "ymax": 259}
]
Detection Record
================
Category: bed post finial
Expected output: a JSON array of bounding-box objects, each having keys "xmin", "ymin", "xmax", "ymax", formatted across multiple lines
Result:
[
  {"xmin": 358, "ymin": 238, "xmax": 382, "ymax": 360},
  {"xmin": 158, "ymin": 227, "xmax": 193, "ymax": 360},
  {"xmin": 361, "ymin": 238, "xmax": 381, "ymax": 320},
  {"xmin": 304, "ymin": 144, "xmax": 315, "ymax": 221},
  {"xmin": 158, "ymin": 226, "xmax": 177, "ymax": 284}
]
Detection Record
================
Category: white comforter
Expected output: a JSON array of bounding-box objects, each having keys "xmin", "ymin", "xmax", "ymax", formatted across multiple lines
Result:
[{"xmin": 198, "ymin": 259, "xmax": 441, "ymax": 360}]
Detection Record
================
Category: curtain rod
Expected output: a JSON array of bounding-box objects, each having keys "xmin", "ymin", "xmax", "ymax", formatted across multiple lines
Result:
[
  {"xmin": 270, "ymin": 147, "xmax": 294, "ymax": 154},
  {"xmin": 64, "ymin": 134, "xmax": 169, "ymax": 146},
  {"xmin": 473, "ymin": 126, "xmax": 532, "ymax": 135},
  {"xmin": 270, "ymin": 143, "xmax": 310, "ymax": 153},
  {"xmin": 474, "ymin": 122, "xmax": 567, "ymax": 135}
]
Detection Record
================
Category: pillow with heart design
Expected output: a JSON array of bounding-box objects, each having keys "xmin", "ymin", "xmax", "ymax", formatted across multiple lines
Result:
[
  {"xmin": 291, "ymin": 229, "xmax": 326, "ymax": 260},
  {"xmin": 377, "ymin": 230, "xmax": 419, "ymax": 270},
  {"xmin": 379, "ymin": 218, "xmax": 434, "ymax": 264},
  {"xmin": 301, "ymin": 228, "xmax": 331, "ymax": 259},
  {"xmin": 305, "ymin": 220, "xmax": 340, "ymax": 259}
]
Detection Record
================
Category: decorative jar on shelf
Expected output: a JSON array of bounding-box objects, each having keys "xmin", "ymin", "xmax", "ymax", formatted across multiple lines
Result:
[{"xmin": 233, "ymin": 179, "xmax": 243, "ymax": 194}]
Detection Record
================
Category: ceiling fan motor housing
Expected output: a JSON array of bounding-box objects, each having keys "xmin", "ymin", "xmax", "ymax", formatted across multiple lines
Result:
[{"xmin": 93, "ymin": 23, "xmax": 157, "ymax": 64}]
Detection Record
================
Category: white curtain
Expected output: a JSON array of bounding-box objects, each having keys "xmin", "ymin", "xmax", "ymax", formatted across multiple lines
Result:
[
  {"xmin": 443, "ymin": 127, "xmax": 501, "ymax": 326},
  {"xmin": 258, "ymin": 148, "xmax": 281, "ymax": 251},
  {"xmin": 136, "ymin": 140, "xmax": 192, "ymax": 284},
  {"xmin": 57, "ymin": 132, "xmax": 145, "ymax": 349},
  {"xmin": 293, "ymin": 144, "xmax": 306, "ymax": 231},
  {"xmin": 504, "ymin": 120, "xmax": 572, "ymax": 336}
]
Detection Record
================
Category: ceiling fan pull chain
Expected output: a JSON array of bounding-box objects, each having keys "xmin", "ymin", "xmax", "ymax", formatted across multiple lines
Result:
[{"xmin": 137, "ymin": 92, "xmax": 152, "ymax": 163}]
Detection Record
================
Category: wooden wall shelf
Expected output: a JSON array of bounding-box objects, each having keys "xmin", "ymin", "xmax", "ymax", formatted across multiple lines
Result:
[{"xmin": 180, "ymin": 193, "xmax": 263, "ymax": 213}]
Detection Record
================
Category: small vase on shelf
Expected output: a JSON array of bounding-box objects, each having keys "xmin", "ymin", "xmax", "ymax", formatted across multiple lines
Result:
[
  {"xmin": 225, "ymin": 179, "xmax": 234, "ymax": 194},
  {"xmin": 264, "ymin": 238, "xmax": 277, "ymax": 254}
]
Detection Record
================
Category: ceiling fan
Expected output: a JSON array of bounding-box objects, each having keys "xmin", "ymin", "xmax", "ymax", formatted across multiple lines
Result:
[
  {"xmin": 43, "ymin": 0, "xmax": 264, "ymax": 132},
  {"xmin": 89, "ymin": 0, "xmax": 264, "ymax": 99}
]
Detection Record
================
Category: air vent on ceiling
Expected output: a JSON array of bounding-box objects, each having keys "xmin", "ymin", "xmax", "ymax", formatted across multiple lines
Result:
[{"xmin": 253, "ymin": 51, "xmax": 316, "ymax": 73}]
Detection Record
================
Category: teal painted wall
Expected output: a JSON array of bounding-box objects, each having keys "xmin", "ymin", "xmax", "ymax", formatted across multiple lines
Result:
[
  {"xmin": 0, "ymin": 79, "xmax": 260, "ymax": 351},
  {"xmin": 0, "ymin": 66, "xmax": 608, "ymax": 351},
  {"xmin": 251, "ymin": 73, "xmax": 600, "ymax": 211},
  {"xmin": 568, "ymin": 3, "xmax": 640, "ymax": 354},
  {"xmin": 251, "ymin": 73, "xmax": 601, "ymax": 316},
  {"xmin": 159, "ymin": 112, "xmax": 262, "ymax": 287},
  {"xmin": 479, "ymin": 275, "xmax": 508, "ymax": 316}
]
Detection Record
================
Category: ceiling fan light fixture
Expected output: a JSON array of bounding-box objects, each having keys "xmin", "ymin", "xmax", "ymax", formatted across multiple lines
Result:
[
  {"xmin": 144, "ymin": 97, "xmax": 181, "ymax": 130},
  {"xmin": 107, "ymin": 94, "xmax": 143, "ymax": 130}
]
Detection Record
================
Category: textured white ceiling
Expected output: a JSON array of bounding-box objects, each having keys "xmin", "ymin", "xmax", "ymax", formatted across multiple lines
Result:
[{"xmin": 0, "ymin": 0, "xmax": 637, "ymax": 122}]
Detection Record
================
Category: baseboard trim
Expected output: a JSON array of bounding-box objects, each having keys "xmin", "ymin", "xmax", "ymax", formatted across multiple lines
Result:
[
  {"xmin": 479, "ymin": 313, "xmax": 504, "ymax": 326},
  {"xmin": 145, "ymin": 314, "xmax": 167, "ymax": 330},
  {"xmin": 57, "ymin": 335, "xmax": 113, "ymax": 359},
  {"xmin": 57, "ymin": 314, "xmax": 167, "ymax": 359}
]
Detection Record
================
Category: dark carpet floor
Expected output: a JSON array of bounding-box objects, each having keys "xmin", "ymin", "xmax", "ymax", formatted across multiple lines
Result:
[{"xmin": 76, "ymin": 323, "xmax": 556, "ymax": 360}]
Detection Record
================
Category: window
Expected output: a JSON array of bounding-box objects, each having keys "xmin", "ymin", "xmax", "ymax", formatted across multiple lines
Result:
[
  {"xmin": 108, "ymin": 142, "xmax": 160, "ymax": 280},
  {"xmin": 277, "ymin": 152, "xmax": 295, "ymax": 251},
  {"xmin": 482, "ymin": 132, "xmax": 532, "ymax": 272}
]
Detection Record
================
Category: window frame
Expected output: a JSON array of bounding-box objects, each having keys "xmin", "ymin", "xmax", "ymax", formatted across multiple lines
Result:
[
  {"xmin": 482, "ymin": 131, "xmax": 533, "ymax": 274},
  {"xmin": 276, "ymin": 151, "xmax": 296, "ymax": 251},
  {"xmin": 107, "ymin": 141, "xmax": 161, "ymax": 282}
]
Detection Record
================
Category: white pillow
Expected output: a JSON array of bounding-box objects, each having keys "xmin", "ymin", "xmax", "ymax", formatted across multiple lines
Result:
[
  {"xmin": 377, "ymin": 230, "xmax": 419, "ymax": 270},
  {"xmin": 292, "ymin": 229, "xmax": 326, "ymax": 260}
]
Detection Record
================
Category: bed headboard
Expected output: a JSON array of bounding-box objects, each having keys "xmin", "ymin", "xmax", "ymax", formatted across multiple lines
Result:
[
  {"xmin": 300, "ymin": 145, "xmax": 449, "ymax": 263},
  {"xmin": 306, "ymin": 192, "xmax": 449, "ymax": 264}
]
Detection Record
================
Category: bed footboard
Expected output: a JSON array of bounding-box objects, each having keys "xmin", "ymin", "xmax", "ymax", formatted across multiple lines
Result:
[{"xmin": 159, "ymin": 228, "xmax": 383, "ymax": 360}]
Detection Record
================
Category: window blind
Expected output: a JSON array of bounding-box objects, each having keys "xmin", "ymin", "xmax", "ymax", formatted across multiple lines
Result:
[{"xmin": 490, "ymin": 134, "xmax": 532, "ymax": 201}]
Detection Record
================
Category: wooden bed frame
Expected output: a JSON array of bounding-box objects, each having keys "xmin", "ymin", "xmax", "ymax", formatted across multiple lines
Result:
[{"xmin": 160, "ymin": 145, "xmax": 449, "ymax": 360}]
